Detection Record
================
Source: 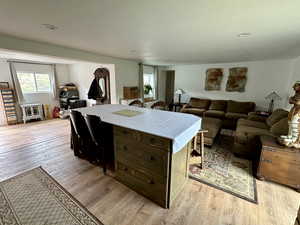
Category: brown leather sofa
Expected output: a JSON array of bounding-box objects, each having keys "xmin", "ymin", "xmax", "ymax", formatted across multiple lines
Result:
[
  {"xmin": 181, "ymin": 97, "xmax": 256, "ymax": 129},
  {"xmin": 234, "ymin": 109, "xmax": 289, "ymax": 158}
]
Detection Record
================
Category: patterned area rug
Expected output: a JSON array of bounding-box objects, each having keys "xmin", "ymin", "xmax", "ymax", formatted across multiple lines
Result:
[
  {"xmin": 0, "ymin": 167, "xmax": 104, "ymax": 225},
  {"xmin": 189, "ymin": 135, "xmax": 258, "ymax": 204}
]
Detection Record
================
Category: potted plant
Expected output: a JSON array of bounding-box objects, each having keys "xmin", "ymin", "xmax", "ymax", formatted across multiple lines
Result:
[{"xmin": 144, "ymin": 84, "xmax": 153, "ymax": 95}]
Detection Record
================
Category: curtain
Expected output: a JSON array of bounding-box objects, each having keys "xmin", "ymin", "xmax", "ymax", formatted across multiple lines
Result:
[
  {"xmin": 51, "ymin": 64, "xmax": 58, "ymax": 100},
  {"xmin": 139, "ymin": 63, "xmax": 144, "ymax": 102},
  {"xmin": 154, "ymin": 66, "xmax": 159, "ymax": 100},
  {"xmin": 9, "ymin": 62, "xmax": 24, "ymax": 103}
]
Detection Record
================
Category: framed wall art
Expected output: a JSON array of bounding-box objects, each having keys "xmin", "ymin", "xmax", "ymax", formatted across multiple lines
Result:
[
  {"xmin": 205, "ymin": 68, "xmax": 223, "ymax": 91},
  {"xmin": 226, "ymin": 67, "xmax": 248, "ymax": 92}
]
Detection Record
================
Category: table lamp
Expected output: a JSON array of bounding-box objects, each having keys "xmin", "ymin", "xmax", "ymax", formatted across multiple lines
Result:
[
  {"xmin": 265, "ymin": 91, "xmax": 281, "ymax": 113},
  {"xmin": 175, "ymin": 89, "xmax": 184, "ymax": 104}
]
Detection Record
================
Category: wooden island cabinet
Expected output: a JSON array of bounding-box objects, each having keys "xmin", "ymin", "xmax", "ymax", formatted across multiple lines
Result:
[
  {"xmin": 114, "ymin": 126, "xmax": 191, "ymax": 208},
  {"xmin": 75, "ymin": 104, "xmax": 201, "ymax": 208}
]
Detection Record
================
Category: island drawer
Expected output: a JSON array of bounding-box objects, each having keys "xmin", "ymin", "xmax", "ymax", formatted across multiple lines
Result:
[
  {"xmin": 114, "ymin": 126, "xmax": 171, "ymax": 150},
  {"xmin": 115, "ymin": 136, "xmax": 169, "ymax": 177},
  {"xmin": 115, "ymin": 162, "xmax": 167, "ymax": 207}
]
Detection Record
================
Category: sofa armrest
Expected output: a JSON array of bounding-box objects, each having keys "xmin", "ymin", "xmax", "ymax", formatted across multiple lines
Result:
[
  {"xmin": 181, "ymin": 104, "xmax": 190, "ymax": 110},
  {"xmin": 247, "ymin": 112, "xmax": 267, "ymax": 122}
]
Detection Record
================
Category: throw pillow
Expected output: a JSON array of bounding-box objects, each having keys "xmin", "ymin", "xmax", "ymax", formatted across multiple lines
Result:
[
  {"xmin": 189, "ymin": 98, "xmax": 211, "ymax": 109},
  {"xmin": 227, "ymin": 100, "xmax": 255, "ymax": 114},
  {"xmin": 209, "ymin": 100, "xmax": 227, "ymax": 111}
]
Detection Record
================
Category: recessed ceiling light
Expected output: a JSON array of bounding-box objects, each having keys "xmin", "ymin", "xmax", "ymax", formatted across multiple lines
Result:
[
  {"xmin": 42, "ymin": 24, "xmax": 58, "ymax": 31},
  {"xmin": 237, "ymin": 32, "xmax": 251, "ymax": 37}
]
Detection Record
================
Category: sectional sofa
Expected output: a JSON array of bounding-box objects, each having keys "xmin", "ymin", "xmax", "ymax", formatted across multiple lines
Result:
[
  {"xmin": 181, "ymin": 98, "xmax": 256, "ymax": 129},
  {"xmin": 180, "ymin": 97, "xmax": 256, "ymax": 146},
  {"xmin": 234, "ymin": 109, "xmax": 289, "ymax": 158}
]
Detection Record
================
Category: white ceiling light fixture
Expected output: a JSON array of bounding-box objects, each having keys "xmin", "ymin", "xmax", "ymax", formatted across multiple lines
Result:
[
  {"xmin": 42, "ymin": 24, "xmax": 58, "ymax": 31},
  {"xmin": 237, "ymin": 32, "xmax": 251, "ymax": 38}
]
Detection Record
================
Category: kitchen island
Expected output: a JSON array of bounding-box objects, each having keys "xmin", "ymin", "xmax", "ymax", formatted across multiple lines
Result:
[{"xmin": 75, "ymin": 104, "xmax": 201, "ymax": 208}]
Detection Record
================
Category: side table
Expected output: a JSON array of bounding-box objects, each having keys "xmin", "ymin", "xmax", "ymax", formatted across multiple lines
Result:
[{"xmin": 256, "ymin": 135, "xmax": 300, "ymax": 192}]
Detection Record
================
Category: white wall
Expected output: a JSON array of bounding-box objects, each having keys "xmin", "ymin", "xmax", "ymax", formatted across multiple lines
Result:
[
  {"xmin": 170, "ymin": 59, "xmax": 294, "ymax": 110},
  {"xmin": 0, "ymin": 34, "xmax": 139, "ymax": 102},
  {"xmin": 0, "ymin": 59, "xmax": 13, "ymax": 87},
  {"xmin": 69, "ymin": 63, "xmax": 116, "ymax": 106}
]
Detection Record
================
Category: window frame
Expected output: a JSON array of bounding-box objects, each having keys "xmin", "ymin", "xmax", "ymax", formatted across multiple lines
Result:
[{"xmin": 17, "ymin": 71, "xmax": 51, "ymax": 94}]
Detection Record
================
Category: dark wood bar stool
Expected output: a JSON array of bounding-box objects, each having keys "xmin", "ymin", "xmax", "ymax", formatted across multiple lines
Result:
[
  {"xmin": 84, "ymin": 114, "xmax": 113, "ymax": 174},
  {"xmin": 129, "ymin": 99, "xmax": 143, "ymax": 107},
  {"xmin": 70, "ymin": 110, "xmax": 96, "ymax": 162},
  {"xmin": 151, "ymin": 101, "xmax": 167, "ymax": 110}
]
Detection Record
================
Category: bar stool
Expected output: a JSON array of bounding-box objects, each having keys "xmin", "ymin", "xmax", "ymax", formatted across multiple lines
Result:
[
  {"xmin": 191, "ymin": 129, "xmax": 208, "ymax": 169},
  {"xmin": 84, "ymin": 114, "xmax": 111, "ymax": 174}
]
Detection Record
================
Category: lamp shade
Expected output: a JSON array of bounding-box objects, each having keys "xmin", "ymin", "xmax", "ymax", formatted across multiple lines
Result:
[
  {"xmin": 265, "ymin": 91, "xmax": 281, "ymax": 101},
  {"xmin": 175, "ymin": 89, "xmax": 184, "ymax": 95}
]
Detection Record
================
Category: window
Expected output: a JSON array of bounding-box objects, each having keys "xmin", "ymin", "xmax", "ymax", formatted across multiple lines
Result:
[{"xmin": 17, "ymin": 72, "xmax": 51, "ymax": 93}]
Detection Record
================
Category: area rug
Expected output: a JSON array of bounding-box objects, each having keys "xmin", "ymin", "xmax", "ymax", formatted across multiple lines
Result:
[
  {"xmin": 189, "ymin": 135, "xmax": 258, "ymax": 204},
  {"xmin": 0, "ymin": 167, "xmax": 104, "ymax": 225}
]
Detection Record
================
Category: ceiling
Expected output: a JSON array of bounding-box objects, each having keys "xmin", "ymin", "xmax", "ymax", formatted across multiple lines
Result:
[{"xmin": 1, "ymin": 0, "xmax": 300, "ymax": 64}]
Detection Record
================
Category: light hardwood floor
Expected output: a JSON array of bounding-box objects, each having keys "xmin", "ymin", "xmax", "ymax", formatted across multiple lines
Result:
[{"xmin": 0, "ymin": 119, "xmax": 299, "ymax": 225}]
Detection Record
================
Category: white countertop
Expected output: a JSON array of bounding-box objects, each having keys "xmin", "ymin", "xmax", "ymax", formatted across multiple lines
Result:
[{"xmin": 76, "ymin": 104, "xmax": 201, "ymax": 153}]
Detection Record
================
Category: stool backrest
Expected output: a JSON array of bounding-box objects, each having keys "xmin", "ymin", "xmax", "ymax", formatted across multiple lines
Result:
[
  {"xmin": 151, "ymin": 101, "xmax": 167, "ymax": 110},
  {"xmin": 70, "ymin": 110, "xmax": 90, "ymax": 138},
  {"xmin": 129, "ymin": 99, "xmax": 143, "ymax": 107},
  {"xmin": 84, "ymin": 114, "xmax": 102, "ymax": 146}
]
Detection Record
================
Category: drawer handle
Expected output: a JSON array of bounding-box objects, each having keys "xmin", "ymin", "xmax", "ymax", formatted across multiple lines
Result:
[
  {"xmin": 123, "ymin": 146, "xmax": 128, "ymax": 151},
  {"xmin": 122, "ymin": 130, "xmax": 128, "ymax": 135},
  {"xmin": 150, "ymin": 138, "xmax": 155, "ymax": 144},
  {"xmin": 148, "ymin": 179, "xmax": 155, "ymax": 184},
  {"xmin": 150, "ymin": 156, "xmax": 155, "ymax": 161},
  {"xmin": 123, "ymin": 167, "xmax": 128, "ymax": 171},
  {"xmin": 262, "ymin": 158, "xmax": 272, "ymax": 163}
]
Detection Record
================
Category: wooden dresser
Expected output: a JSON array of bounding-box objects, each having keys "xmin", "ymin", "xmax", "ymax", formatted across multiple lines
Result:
[
  {"xmin": 114, "ymin": 126, "xmax": 191, "ymax": 208},
  {"xmin": 257, "ymin": 135, "xmax": 300, "ymax": 192}
]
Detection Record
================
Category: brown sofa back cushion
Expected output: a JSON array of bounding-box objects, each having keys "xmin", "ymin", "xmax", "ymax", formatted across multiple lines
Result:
[
  {"xmin": 209, "ymin": 100, "xmax": 227, "ymax": 111},
  {"xmin": 270, "ymin": 117, "xmax": 288, "ymax": 136},
  {"xmin": 266, "ymin": 109, "xmax": 289, "ymax": 127},
  {"xmin": 188, "ymin": 98, "xmax": 211, "ymax": 109},
  {"xmin": 227, "ymin": 100, "xmax": 255, "ymax": 114}
]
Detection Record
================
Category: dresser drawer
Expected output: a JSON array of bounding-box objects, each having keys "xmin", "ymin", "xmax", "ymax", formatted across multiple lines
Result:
[
  {"xmin": 115, "ymin": 137, "xmax": 169, "ymax": 178},
  {"xmin": 115, "ymin": 162, "xmax": 167, "ymax": 207},
  {"xmin": 114, "ymin": 126, "xmax": 170, "ymax": 150}
]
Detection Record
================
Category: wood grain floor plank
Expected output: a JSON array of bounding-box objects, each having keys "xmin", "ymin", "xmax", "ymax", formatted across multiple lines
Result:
[{"xmin": 0, "ymin": 119, "xmax": 299, "ymax": 225}]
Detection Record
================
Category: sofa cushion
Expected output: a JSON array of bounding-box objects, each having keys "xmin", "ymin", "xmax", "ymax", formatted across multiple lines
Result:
[
  {"xmin": 236, "ymin": 125, "xmax": 271, "ymax": 144},
  {"xmin": 181, "ymin": 108, "xmax": 206, "ymax": 116},
  {"xmin": 227, "ymin": 100, "xmax": 255, "ymax": 114},
  {"xmin": 225, "ymin": 112, "xmax": 248, "ymax": 120},
  {"xmin": 266, "ymin": 109, "xmax": 289, "ymax": 127},
  {"xmin": 237, "ymin": 118, "xmax": 269, "ymax": 129},
  {"xmin": 209, "ymin": 100, "xmax": 227, "ymax": 111},
  {"xmin": 188, "ymin": 98, "xmax": 211, "ymax": 109},
  {"xmin": 270, "ymin": 117, "xmax": 288, "ymax": 136},
  {"xmin": 204, "ymin": 110, "xmax": 225, "ymax": 119},
  {"xmin": 202, "ymin": 117, "xmax": 222, "ymax": 139}
]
